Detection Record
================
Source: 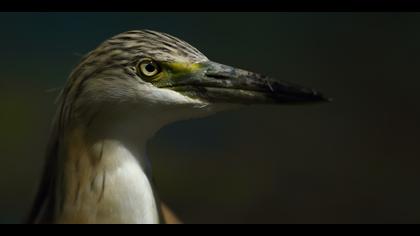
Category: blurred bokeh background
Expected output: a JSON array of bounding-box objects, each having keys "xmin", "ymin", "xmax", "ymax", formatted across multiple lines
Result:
[{"xmin": 1, "ymin": 13, "xmax": 420, "ymax": 224}]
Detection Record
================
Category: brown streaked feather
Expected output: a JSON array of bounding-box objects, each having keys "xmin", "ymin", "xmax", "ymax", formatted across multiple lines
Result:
[{"xmin": 161, "ymin": 202, "xmax": 182, "ymax": 224}]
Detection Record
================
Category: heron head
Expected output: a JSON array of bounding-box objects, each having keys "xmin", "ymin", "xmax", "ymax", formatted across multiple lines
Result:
[{"xmin": 63, "ymin": 30, "xmax": 329, "ymax": 128}]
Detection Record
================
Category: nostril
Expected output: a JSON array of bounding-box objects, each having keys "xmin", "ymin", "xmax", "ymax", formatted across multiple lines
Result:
[{"xmin": 205, "ymin": 72, "xmax": 231, "ymax": 80}]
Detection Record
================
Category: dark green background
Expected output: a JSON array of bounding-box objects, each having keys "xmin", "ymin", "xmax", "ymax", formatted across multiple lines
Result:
[{"xmin": 1, "ymin": 13, "xmax": 420, "ymax": 224}]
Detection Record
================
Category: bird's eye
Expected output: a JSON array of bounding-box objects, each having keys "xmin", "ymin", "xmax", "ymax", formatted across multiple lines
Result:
[{"xmin": 137, "ymin": 59, "xmax": 161, "ymax": 78}]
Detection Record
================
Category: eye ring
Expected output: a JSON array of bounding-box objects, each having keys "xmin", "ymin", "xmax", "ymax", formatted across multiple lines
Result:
[{"xmin": 136, "ymin": 59, "xmax": 161, "ymax": 79}]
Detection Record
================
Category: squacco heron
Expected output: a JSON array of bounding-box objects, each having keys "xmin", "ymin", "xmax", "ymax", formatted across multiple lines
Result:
[{"xmin": 27, "ymin": 30, "xmax": 328, "ymax": 224}]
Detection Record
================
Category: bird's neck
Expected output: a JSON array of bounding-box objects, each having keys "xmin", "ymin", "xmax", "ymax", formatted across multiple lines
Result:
[{"xmin": 56, "ymin": 112, "xmax": 164, "ymax": 224}]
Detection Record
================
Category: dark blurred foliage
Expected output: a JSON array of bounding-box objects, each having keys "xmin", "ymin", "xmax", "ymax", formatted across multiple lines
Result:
[{"xmin": 1, "ymin": 13, "xmax": 420, "ymax": 223}]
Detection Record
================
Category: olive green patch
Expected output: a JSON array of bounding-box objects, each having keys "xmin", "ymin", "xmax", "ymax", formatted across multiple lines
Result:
[
  {"xmin": 151, "ymin": 62, "xmax": 203, "ymax": 85},
  {"xmin": 165, "ymin": 62, "xmax": 202, "ymax": 73}
]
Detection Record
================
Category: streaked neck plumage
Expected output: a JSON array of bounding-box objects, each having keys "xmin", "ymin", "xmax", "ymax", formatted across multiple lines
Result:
[
  {"xmin": 64, "ymin": 104, "xmax": 183, "ymax": 224},
  {"xmin": 57, "ymin": 118, "xmax": 160, "ymax": 224},
  {"xmin": 31, "ymin": 104, "xmax": 183, "ymax": 224}
]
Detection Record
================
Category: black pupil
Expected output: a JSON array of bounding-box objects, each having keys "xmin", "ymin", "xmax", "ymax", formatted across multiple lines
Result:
[{"xmin": 145, "ymin": 63, "xmax": 155, "ymax": 73}]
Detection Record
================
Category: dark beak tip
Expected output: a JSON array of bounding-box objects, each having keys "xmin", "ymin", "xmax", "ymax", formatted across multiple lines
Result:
[
  {"xmin": 317, "ymin": 94, "xmax": 333, "ymax": 103},
  {"xmin": 314, "ymin": 92, "xmax": 332, "ymax": 102},
  {"xmin": 306, "ymin": 89, "xmax": 332, "ymax": 103},
  {"xmin": 318, "ymin": 92, "xmax": 333, "ymax": 103}
]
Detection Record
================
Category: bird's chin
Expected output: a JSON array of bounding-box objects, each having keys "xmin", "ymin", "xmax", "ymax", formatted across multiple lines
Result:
[
  {"xmin": 195, "ymin": 102, "xmax": 241, "ymax": 113},
  {"xmin": 163, "ymin": 96, "xmax": 240, "ymax": 122}
]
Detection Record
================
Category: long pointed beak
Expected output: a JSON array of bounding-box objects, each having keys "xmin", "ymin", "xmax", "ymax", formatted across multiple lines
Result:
[{"xmin": 158, "ymin": 61, "xmax": 330, "ymax": 105}]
